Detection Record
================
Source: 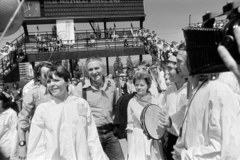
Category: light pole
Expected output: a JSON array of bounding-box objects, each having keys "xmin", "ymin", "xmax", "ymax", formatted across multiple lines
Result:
[{"xmin": 189, "ymin": 14, "xmax": 192, "ymax": 26}]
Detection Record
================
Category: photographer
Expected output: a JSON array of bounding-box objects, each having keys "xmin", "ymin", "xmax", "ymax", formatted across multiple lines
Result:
[
  {"xmin": 218, "ymin": 27, "xmax": 240, "ymax": 86},
  {"xmin": 172, "ymin": 44, "xmax": 240, "ymax": 160}
]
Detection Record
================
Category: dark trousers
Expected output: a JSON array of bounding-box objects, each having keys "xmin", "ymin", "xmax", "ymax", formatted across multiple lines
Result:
[
  {"xmin": 161, "ymin": 131, "xmax": 178, "ymax": 160},
  {"xmin": 98, "ymin": 126, "xmax": 125, "ymax": 160}
]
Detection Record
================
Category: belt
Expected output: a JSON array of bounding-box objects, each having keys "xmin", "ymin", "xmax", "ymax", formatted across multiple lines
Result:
[{"xmin": 97, "ymin": 123, "xmax": 113, "ymax": 131}]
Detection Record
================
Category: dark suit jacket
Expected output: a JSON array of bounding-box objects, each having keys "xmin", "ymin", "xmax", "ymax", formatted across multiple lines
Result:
[{"xmin": 113, "ymin": 92, "xmax": 136, "ymax": 139}]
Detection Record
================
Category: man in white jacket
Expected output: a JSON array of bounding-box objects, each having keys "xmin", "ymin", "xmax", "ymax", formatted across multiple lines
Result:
[
  {"xmin": 172, "ymin": 45, "xmax": 240, "ymax": 160},
  {"xmin": 159, "ymin": 55, "xmax": 188, "ymax": 160}
]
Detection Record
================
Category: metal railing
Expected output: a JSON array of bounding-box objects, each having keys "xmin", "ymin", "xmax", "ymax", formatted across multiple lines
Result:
[
  {"xmin": 0, "ymin": 33, "xmax": 26, "ymax": 77},
  {"xmin": 23, "ymin": 27, "xmax": 144, "ymax": 53}
]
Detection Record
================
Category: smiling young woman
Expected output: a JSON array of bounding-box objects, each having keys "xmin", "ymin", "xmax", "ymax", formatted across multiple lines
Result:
[{"xmin": 27, "ymin": 65, "xmax": 108, "ymax": 160}]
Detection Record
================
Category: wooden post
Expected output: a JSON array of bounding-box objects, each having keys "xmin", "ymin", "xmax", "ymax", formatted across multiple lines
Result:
[
  {"xmin": 69, "ymin": 59, "xmax": 74, "ymax": 78},
  {"xmin": 104, "ymin": 21, "xmax": 107, "ymax": 39},
  {"xmin": 139, "ymin": 18, "xmax": 144, "ymax": 61},
  {"xmin": 22, "ymin": 22, "xmax": 29, "ymax": 42},
  {"xmin": 31, "ymin": 62, "xmax": 35, "ymax": 69},
  {"xmin": 106, "ymin": 57, "xmax": 109, "ymax": 75}
]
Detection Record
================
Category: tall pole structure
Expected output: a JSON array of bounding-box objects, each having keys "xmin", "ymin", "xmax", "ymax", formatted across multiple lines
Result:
[{"xmin": 189, "ymin": 14, "xmax": 192, "ymax": 26}]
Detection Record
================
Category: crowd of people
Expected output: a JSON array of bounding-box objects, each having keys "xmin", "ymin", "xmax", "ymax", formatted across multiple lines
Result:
[
  {"xmin": 35, "ymin": 34, "xmax": 75, "ymax": 52},
  {"xmin": 1, "ymin": 23, "xmax": 240, "ymax": 160}
]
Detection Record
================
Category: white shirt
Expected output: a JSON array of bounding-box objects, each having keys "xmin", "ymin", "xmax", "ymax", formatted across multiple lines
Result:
[
  {"xmin": 0, "ymin": 108, "xmax": 18, "ymax": 159},
  {"xmin": 22, "ymin": 80, "xmax": 35, "ymax": 97},
  {"xmin": 218, "ymin": 72, "xmax": 240, "ymax": 95},
  {"xmin": 149, "ymin": 79, "xmax": 159, "ymax": 98},
  {"xmin": 174, "ymin": 80, "xmax": 240, "ymax": 160},
  {"xmin": 27, "ymin": 95, "xmax": 108, "ymax": 160},
  {"xmin": 159, "ymin": 70, "xmax": 167, "ymax": 91},
  {"xmin": 161, "ymin": 83, "xmax": 187, "ymax": 136}
]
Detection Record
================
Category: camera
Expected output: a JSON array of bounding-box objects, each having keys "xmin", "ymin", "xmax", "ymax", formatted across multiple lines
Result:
[{"xmin": 183, "ymin": 2, "xmax": 240, "ymax": 75}]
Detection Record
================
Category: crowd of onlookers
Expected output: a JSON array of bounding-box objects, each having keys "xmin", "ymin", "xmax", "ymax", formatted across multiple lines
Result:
[{"xmin": 34, "ymin": 34, "xmax": 75, "ymax": 52}]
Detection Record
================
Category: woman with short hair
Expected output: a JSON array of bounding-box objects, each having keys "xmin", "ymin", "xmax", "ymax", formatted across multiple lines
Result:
[
  {"xmin": 126, "ymin": 71, "xmax": 164, "ymax": 160},
  {"xmin": 27, "ymin": 65, "xmax": 108, "ymax": 160}
]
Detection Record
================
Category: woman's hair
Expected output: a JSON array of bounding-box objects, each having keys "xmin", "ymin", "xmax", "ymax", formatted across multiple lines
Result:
[
  {"xmin": 0, "ymin": 92, "xmax": 11, "ymax": 110},
  {"xmin": 133, "ymin": 71, "xmax": 152, "ymax": 90},
  {"xmin": 34, "ymin": 62, "xmax": 53, "ymax": 82},
  {"xmin": 46, "ymin": 65, "xmax": 71, "ymax": 82}
]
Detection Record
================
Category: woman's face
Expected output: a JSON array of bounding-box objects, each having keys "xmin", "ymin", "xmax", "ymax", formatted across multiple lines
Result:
[
  {"xmin": 134, "ymin": 79, "xmax": 149, "ymax": 96},
  {"xmin": 47, "ymin": 74, "xmax": 68, "ymax": 99}
]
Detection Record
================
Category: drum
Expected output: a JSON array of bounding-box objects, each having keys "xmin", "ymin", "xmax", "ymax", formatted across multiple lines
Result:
[{"xmin": 140, "ymin": 104, "xmax": 165, "ymax": 140}]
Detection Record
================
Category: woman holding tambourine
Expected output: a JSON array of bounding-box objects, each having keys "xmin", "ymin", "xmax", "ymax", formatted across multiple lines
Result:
[{"xmin": 126, "ymin": 71, "xmax": 165, "ymax": 160}]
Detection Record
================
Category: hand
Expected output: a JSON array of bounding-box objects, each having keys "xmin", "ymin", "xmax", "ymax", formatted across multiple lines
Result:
[
  {"xmin": 158, "ymin": 110, "xmax": 171, "ymax": 128},
  {"xmin": 172, "ymin": 146, "xmax": 183, "ymax": 160},
  {"xmin": 142, "ymin": 129, "xmax": 151, "ymax": 140},
  {"xmin": 218, "ymin": 27, "xmax": 240, "ymax": 84},
  {"xmin": 18, "ymin": 145, "xmax": 27, "ymax": 160}
]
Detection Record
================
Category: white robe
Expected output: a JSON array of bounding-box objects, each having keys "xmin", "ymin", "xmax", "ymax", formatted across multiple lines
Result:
[
  {"xmin": 161, "ymin": 83, "xmax": 187, "ymax": 136},
  {"xmin": 174, "ymin": 80, "xmax": 240, "ymax": 160},
  {"xmin": 0, "ymin": 108, "xmax": 18, "ymax": 159},
  {"xmin": 126, "ymin": 96, "xmax": 165, "ymax": 160},
  {"xmin": 27, "ymin": 95, "xmax": 108, "ymax": 160}
]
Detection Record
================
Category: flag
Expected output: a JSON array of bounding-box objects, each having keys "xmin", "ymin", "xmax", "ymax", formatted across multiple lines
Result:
[
  {"xmin": 37, "ymin": 26, "xmax": 39, "ymax": 31},
  {"xmin": 74, "ymin": 26, "xmax": 76, "ymax": 31},
  {"xmin": 113, "ymin": 23, "xmax": 116, "ymax": 36},
  {"xmin": 130, "ymin": 23, "xmax": 134, "ymax": 34},
  {"xmin": 98, "ymin": 24, "xmax": 100, "ymax": 30}
]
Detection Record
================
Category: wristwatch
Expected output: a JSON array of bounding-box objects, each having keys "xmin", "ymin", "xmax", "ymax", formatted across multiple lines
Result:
[{"xmin": 19, "ymin": 141, "xmax": 26, "ymax": 147}]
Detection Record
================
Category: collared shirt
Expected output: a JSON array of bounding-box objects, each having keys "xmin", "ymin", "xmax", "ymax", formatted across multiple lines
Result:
[
  {"xmin": 0, "ymin": 108, "xmax": 18, "ymax": 159},
  {"xmin": 161, "ymin": 83, "xmax": 187, "ymax": 136},
  {"xmin": 174, "ymin": 80, "xmax": 240, "ymax": 160},
  {"xmin": 76, "ymin": 78, "xmax": 117, "ymax": 127},
  {"xmin": 27, "ymin": 94, "xmax": 108, "ymax": 160},
  {"xmin": 22, "ymin": 80, "xmax": 36, "ymax": 97},
  {"xmin": 18, "ymin": 85, "xmax": 51, "ymax": 131}
]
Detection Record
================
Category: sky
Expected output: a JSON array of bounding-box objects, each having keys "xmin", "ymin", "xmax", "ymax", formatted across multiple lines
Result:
[{"xmin": 0, "ymin": 0, "xmax": 236, "ymax": 66}]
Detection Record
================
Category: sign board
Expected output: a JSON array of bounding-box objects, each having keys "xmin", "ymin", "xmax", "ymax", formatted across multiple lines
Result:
[
  {"xmin": 56, "ymin": 19, "xmax": 75, "ymax": 44},
  {"xmin": 23, "ymin": 0, "xmax": 144, "ymax": 18}
]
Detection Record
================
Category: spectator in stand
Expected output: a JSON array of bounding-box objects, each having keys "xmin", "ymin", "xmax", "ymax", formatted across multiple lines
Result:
[
  {"xmin": 10, "ymin": 82, "xmax": 22, "ymax": 112},
  {"xmin": 123, "ymin": 32, "xmax": 128, "ymax": 47},
  {"xmin": 105, "ymin": 28, "xmax": 109, "ymax": 39},
  {"xmin": 131, "ymin": 29, "xmax": 139, "ymax": 47},
  {"xmin": 108, "ymin": 27, "xmax": 113, "ymax": 39},
  {"xmin": 2, "ymin": 42, "xmax": 10, "ymax": 54},
  {"xmin": 67, "ymin": 40, "xmax": 74, "ymax": 49},
  {"xmin": 0, "ymin": 92, "xmax": 18, "ymax": 160},
  {"xmin": 36, "ymin": 34, "xmax": 42, "ymax": 44},
  {"xmin": 90, "ymin": 33, "xmax": 96, "ymax": 47}
]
